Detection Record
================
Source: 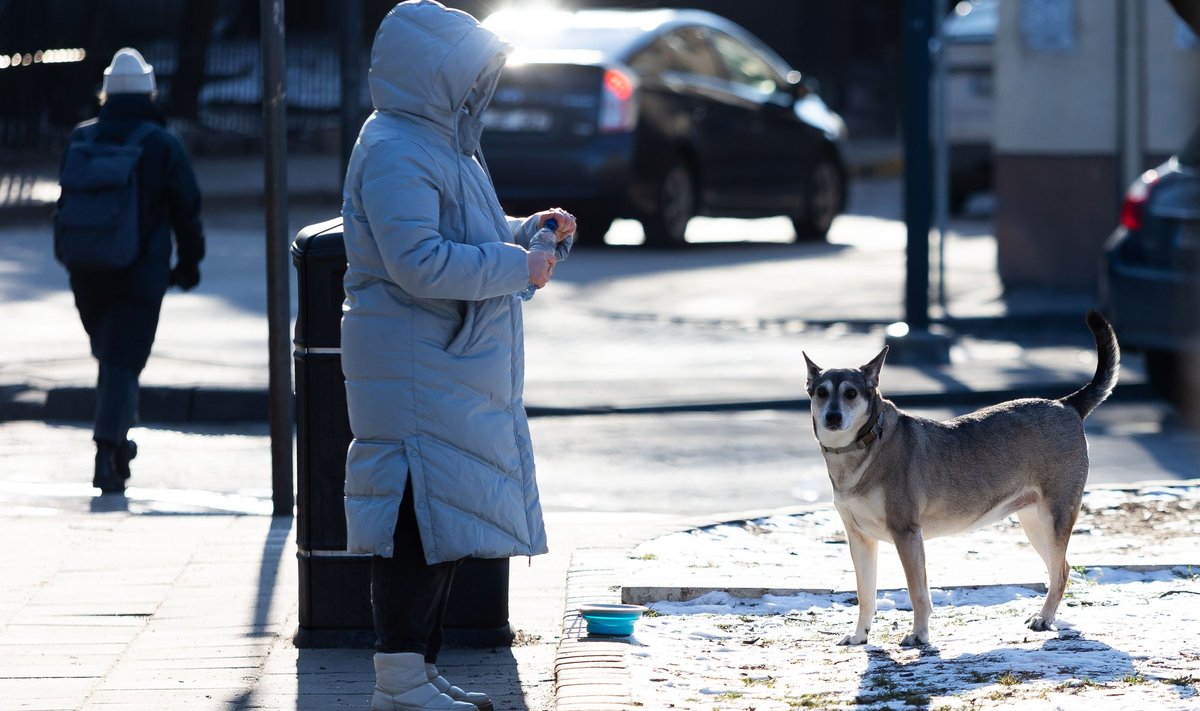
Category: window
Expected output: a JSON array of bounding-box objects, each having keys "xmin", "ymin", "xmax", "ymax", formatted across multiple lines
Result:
[
  {"xmin": 709, "ymin": 32, "xmax": 779, "ymax": 97},
  {"xmin": 630, "ymin": 27, "xmax": 722, "ymax": 80}
]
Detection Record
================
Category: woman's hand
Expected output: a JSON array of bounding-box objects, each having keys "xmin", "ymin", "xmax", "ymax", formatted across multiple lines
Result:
[
  {"xmin": 535, "ymin": 208, "xmax": 577, "ymax": 242},
  {"xmin": 527, "ymin": 250, "xmax": 557, "ymax": 288}
]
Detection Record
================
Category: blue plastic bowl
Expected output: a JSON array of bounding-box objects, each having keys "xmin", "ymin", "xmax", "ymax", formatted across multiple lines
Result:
[{"xmin": 578, "ymin": 603, "xmax": 648, "ymax": 636}]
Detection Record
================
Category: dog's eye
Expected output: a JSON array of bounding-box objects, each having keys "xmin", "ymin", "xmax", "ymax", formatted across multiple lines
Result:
[
  {"xmin": 844, "ymin": 388, "xmax": 858, "ymax": 400},
  {"xmin": 815, "ymin": 386, "xmax": 829, "ymax": 399}
]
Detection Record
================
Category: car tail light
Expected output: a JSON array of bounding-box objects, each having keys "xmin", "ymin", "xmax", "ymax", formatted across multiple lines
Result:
[
  {"xmin": 598, "ymin": 68, "xmax": 636, "ymax": 133},
  {"xmin": 1120, "ymin": 169, "xmax": 1160, "ymax": 230}
]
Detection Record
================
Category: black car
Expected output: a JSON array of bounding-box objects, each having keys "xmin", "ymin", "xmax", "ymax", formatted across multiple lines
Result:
[
  {"xmin": 1101, "ymin": 126, "xmax": 1200, "ymax": 407},
  {"xmin": 479, "ymin": 8, "xmax": 848, "ymax": 246}
]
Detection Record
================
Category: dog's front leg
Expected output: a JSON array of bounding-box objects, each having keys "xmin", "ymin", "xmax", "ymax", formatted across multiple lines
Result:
[
  {"xmin": 839, "ymin": 525, "xmax": 878, "ymax": 645},
  {"xmin": 893, "ymin": 527, "xmax": 931, "ymax": 646}
]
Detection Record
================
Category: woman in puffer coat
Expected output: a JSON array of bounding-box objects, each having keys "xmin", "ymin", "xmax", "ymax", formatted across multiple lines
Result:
[{"xmin": 341, "ymin": 2, "xmax": 575, "ymax": 709}]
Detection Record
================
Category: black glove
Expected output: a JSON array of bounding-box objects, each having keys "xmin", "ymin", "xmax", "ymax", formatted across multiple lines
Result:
[{"xmin": 169, "ymin": 262, "xmax": 201, "ymax": 291}]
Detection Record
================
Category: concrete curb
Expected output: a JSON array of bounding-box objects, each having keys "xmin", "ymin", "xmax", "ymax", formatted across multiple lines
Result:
[
  {"xmin": 0, "ymin": 378, "xmax": 1156, "ymax": 424},
  {"xmin": 0, "ymin": 383, "xmax": 269, "ymax": 424}
]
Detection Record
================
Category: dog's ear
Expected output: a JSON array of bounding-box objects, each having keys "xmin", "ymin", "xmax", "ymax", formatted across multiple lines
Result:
[
  {"xmin": 859, "ymin": 346, "xmax": 888, "ymax": 390},
  {"xmin": 802, "ymin": 351, "xmax": 822, "ymax": 393}
]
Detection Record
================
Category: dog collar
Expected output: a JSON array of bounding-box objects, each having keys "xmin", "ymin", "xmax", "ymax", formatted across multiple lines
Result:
[{"xmin": 821, "ymin": 412, "xmax": 885, "ymax": 455}]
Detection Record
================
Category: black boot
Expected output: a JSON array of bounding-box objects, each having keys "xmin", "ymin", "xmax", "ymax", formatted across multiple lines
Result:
[
  {"xmin": 92, "ymin": 440, "xmax": 124, "ymax": 494},
  {"xmin": 116, "ymin": 440, "xmax": 137, "ymax": 481}
]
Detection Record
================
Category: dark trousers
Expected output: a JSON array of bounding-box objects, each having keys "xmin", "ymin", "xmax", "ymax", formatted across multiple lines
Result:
[
  {"xmin": 70, "ymin": 256, "xmax": 167, "ymax": 445},
  {"xmin": 93, "ymin": 361, "xmax": 139, "ymax": 444},
  {"xmin": 371, "ymin": 483, "xmax": 460, "ymax": 660}
]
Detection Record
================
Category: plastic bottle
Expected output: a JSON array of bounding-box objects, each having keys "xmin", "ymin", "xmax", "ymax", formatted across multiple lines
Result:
[{"xmin": 518, "ymin": 217, "xmax": 558, "ymax": 301}]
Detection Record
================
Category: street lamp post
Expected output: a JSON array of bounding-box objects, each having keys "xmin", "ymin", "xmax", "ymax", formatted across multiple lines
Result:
[
  {"xmin": 888, "ymin": 0, "xmax": 953, "ymax": 364},
  {"xmin": 261, "ymin": 0, "xmax": 295, "ymax": 516}
]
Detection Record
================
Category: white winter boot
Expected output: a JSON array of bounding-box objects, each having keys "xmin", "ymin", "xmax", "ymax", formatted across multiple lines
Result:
[
  {"xmin": 426, "ymin": 663, "xmax": 494, "ymax": 711},
  {"xmin": 372, "ymin": 653, "xmax": 476, "ymax": 711}
]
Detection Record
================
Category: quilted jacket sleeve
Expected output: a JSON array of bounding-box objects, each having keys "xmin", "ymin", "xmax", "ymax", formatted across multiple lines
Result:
[{"xmin": 359, "ymin": 143, "xmax": 529, "ymax": 301}]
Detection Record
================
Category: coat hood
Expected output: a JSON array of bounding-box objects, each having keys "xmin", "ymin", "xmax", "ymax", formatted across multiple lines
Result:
[{"xmin": 369, "ymin": 0, "xmax": 511, "ymax": 152}]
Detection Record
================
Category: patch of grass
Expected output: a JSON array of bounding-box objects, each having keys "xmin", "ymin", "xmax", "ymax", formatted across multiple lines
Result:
[
  {"xmin": 741, "ymin": 676, "xmax": 775, "ymax": 689},
  {"xmin": 715, "ymin": 622, "xmax": 735, "ymax": 632},
  {"xmin": 856, "ymin": 689, "xmax": 930, "ymax": 706},
  {"xmin": 1054, "ymin": 677, "xmax": 1106, "ymax": 693},
  {"xmin": 643, "ymin": 609, "xmax": 660, "ymax": 617},
  {"xmin": 868, "ymin": 673, "xmax": 899, "ymax": 692},
  {"xmin": 997, "ymin": 671, "xmax": 1024, "ymax": 686},
  {"xmin": 966, "ymin": 670, "xmax": 994, "ymax": 684},
  {"xmin": 780, "ymin": 694, "xmax": 834, "ymax": 709},
  {"xmin": 1122, "ymin": 673, "xmax": 1147, "ymax": 685},
  {"xmin": 1167, "ymin": 675, "xmax": 1196, "ymax": 686},
  {"xmin": 854, "ymin": 673, "xmax": 930, "ymax": 707},
  {"xmin": 635, "ymin": 553, "xmax": 658, "ymax": 561},
  {"xmin": 1004, "ymin": 670, "xmax": 1043, "ymax": 685},
  {"xmin": 712, "ymin": 690, "xmax": 743, "ymax": 700}
]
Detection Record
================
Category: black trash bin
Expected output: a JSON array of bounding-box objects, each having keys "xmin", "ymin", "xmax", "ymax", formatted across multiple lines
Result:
[{"xmin": 291, "ymin": 218, "xmax": 513, "ymax": 648}]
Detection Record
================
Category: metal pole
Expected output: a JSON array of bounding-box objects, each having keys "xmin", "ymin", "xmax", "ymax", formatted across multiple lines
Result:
[
  {"xmin": 931, "ymin": 1, "xmax": 948, "ymax": 317},
  {"xmin": 261, "ymin": 0, "xmax": 294, "ymax": 517},
  {"xmin": 339, "ymin": 0, "xmax": 363, "ymax": 180},
  {"xmin": 902, "ymin": 0, "xmax": 933, "ymax": 332}
]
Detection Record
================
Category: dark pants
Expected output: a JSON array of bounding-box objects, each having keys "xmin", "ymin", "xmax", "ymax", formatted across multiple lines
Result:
[
  {"xmin": 371, "ymin": 483, "xmax": 460, "ymax": 660},
  {"xmin": 70, "ymin": 254, "xmax": 168, "ymax": 445},
  {"xmin": 93, "ymin": 362, "xmax": 139, "ymax": 444}
]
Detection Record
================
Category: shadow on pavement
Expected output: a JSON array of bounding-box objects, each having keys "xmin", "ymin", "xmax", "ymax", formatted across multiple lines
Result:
[{"xmin": 855, "ymin": 634, "xmax": 1137, "ymax": 706}]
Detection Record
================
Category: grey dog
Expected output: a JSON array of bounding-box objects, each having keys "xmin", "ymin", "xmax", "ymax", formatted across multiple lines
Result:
[{"xmin": 804, "ymin": 311, "xmax": 1120, "ymax": 646}]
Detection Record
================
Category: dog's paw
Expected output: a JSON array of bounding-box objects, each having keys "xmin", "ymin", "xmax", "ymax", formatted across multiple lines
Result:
[
  {"xmin": 837, "ymin": 632, "xmax": 868, "ymax": 646},
  {"xmin": 899, "ymin": 632, "xmax": 929, "ymax": 647},
  {"xmin": 1025, "ymin": 614, "xmax": 1056, "ymax": 632}
]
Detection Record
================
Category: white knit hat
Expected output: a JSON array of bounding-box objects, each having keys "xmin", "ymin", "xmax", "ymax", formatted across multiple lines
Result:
[{"xmin": 102, "ymin": 47, "xmax": 156, "ymax": 95}]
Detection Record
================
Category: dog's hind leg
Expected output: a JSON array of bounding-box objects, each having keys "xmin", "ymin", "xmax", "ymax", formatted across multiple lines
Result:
[
  {"xmin": 894, "ymin": 527, "xmax": 932, "ymax": 646},
  {"xmin": 1017, "ymin": 501, "xmax": 1078, "ymax": 631},
  {"xmin": 838, "ymin": 525, "xmax": 878, "ymax": 645}
]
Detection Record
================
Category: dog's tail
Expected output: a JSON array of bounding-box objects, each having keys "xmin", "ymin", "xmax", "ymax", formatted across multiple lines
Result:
[{"xmin": 1060, "ymin": 310, "xmax": 1120, "ymax": 419}]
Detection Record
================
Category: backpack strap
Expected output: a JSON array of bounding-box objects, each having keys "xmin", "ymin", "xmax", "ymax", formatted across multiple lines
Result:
[
  {"xmin": 75, "ymin": 122, "xmax": 101, "ymax": 144},
  {"xmin": 73, "ymin": 121, "xmax": 157, "ymax": 146},
  {"xmin": 124, "ymin": 122, "xmax": 158, "ymax": 146}
]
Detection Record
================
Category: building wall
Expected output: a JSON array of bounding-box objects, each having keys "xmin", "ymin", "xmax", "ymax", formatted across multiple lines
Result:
[
  {"xmin": 1145, "ymin": 1, "xmax": 1200, "ymax": 156},
  {"xmin": 993, "ymin": 0, "xmax": 1199, "ymax": 291}
]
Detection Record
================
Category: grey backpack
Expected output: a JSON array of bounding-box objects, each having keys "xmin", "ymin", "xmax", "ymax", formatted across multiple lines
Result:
[{"xmin": 54, "ymin": 122, "xmax": 156, "ymax": 271}]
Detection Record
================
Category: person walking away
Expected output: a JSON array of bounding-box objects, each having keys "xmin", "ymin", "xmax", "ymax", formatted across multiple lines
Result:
[
  {"xmin": 340, "ymin": 2, "xmax": 576, "ymax": 709},
  {"xmin": 55, "ymin": 47, "xmax": 205, "ymax": 494}
]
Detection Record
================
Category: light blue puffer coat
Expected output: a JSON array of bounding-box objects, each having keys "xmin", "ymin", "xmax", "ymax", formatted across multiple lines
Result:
[{"xmin": 340, "ymin": 0, "xmax": 557, "ymax": 564}]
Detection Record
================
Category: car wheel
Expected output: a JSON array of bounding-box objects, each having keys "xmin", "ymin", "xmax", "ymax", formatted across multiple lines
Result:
[
  {"xmin": 793, "ymin": 153, "xmax": 844, "ymax": 241},
  {"xmin": 1145, "ymin": 350, "xmax": 1178, "ymax": 402},
  {"xmin": 1144, "ymin": 349, "xmax": 1200, "ymax": 422},
  {"xmin": 642, "ymin": 159, "xmax": 693, "ymax": 248}
]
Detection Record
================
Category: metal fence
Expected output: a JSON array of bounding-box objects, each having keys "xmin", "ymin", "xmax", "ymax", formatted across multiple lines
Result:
[
  {"xmin": 0, "ymin": 0, "xmax": 376, "ymax": 154},
  {"xmin": 0, "ymin": 0, "xmax": 903, "ymax": 156}
]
